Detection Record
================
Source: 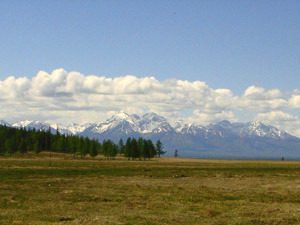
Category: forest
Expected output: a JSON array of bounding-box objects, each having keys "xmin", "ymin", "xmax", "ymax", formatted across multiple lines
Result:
[{"xmin": 0, "ymin": 125, "xmax": 165, "ymax": 159}]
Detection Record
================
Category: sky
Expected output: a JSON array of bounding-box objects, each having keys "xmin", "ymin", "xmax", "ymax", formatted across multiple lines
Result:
[{"xmin": 0, "ymin": 0, "xmax": 300, "ymax": 136}]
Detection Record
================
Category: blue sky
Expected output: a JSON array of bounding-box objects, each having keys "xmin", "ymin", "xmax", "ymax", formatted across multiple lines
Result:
[
  {"xmin": 1, "ymin": 0, "xmax": 299, "ymax": 93},
  {"xmin": 0, "ymin": 0, "xmax": 300, "ymax": 136}
]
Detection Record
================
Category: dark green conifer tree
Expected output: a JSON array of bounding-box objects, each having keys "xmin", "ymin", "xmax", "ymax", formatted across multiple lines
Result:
[
  {"xmin": 0, "ymin": 128, "xmax": 6, "ymax": 154},
  {"xmin": 34, "ymin": 140, "xmax": 41, "ymax": 155},
  {"xmin": 118, "ymin": 138, "xmax": 125, "ymax": 154},
  {"xmin": 89, "ymin": 140, "xmax": 98, "ymax": 159},
  {"xmin": 79, "ymin": 137, "xmax": 87, "ymax": 158},
  {"xmin": 5, "ymin": 139, "xmax": 14, "ymax": 155},
  {"xmin": 137, "ymin": 137, "xmax": 144, "ymax": 160},
  {"xmin": 147, "ymin": 140, "xmax": 156, "ymax": 160},
  {"xmin": 131, "ymin": 138, "xmax": 139, "ymax": 160},
  {"xmin": 18, "ymin": 138, "xmax": 27, "ymax": 154},
  {"xmin": 155, "ymin": 140, "xmax": 166, "ymax": 157},
  {"xmin": 143, "ymin": 139, "xmax": 149, "ymax": 160},
  {"xmin": 124, "ymin": 137, "xmax": 132, "ymax": 160},
  {"xmin": 111, "ymin": 144, "xmax": 118, "ymax": 159}
]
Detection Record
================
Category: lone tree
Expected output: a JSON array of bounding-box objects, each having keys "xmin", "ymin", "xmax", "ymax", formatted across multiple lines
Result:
[
  {"xmin": 174, "ymin": 149, "xmax": 178, "ymax": 158},
  {"xmin": 156, "ymin": 140, "xmax": 166, "ymax": 157}
]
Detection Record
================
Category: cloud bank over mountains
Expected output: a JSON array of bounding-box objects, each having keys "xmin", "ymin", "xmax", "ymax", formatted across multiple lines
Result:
[{"xmin": 1, "ymin": 68, "xmax": 300, "ymax": 137}]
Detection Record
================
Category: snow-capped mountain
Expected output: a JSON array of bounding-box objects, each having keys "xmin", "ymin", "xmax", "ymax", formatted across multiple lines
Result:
[
  {"xmin": 139, "ymin": 113, "xmax": 173, "ymax": 133},
  {"xmin": 2, "ymin": 112, "xmax": 300, "ymax": 158},
  {"xmin": 81, "ymin": 111, "xmax": 174, "ymax": 136},
  {"xmin": 0, "ymin": 120, "xmax": 10, "ymax": 126},
  {"xmin": 11, "ymin": 120, "xmax": 73, "ymax": 135},
  {"xmin": 12, "ymin": 120, "xmax": 52, "ymax": 131},
  {"xmin": 207, "ymin": 120, "xmax": 295, "ymax": 140},
  {"xmin": 51, "ymin": 123, "xmax": 91, "ymax": 135},
  {"xmin": 174, "ymin": 120, "xmax": 206, "ymax": 135}
]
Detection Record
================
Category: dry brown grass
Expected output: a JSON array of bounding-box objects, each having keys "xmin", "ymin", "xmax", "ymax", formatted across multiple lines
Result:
[{"xmin": 1, "ymin": 153, "xmax": 300, "ymax": 224}]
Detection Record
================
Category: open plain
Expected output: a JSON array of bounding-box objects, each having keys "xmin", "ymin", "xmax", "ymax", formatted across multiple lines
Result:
[{"xmin": 1, "ymin": 153, "xmax": 300, "ymax": 224}]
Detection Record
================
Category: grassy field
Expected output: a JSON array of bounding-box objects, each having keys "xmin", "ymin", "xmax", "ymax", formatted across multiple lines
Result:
[{"xmin": 1, "ymin": 153, "xmax": 300, "ymax": 224}]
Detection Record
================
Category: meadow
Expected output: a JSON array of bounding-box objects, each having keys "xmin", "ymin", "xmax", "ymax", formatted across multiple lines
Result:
[{"xmin": 1, "ymin": 153, "xmax": 300, "ymax": 224}]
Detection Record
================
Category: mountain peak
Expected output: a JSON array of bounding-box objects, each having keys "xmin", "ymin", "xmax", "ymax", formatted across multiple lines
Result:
[
  {"xmin": 143, "ymin": 112, "xmax": 159, "ymax": 117},
  {"xmin": 110, "ymin": 111, "xmax": 140, "ymax": 123},
  {"xmin": 216, "ymin": 120, "xmax": 232, "ymax": 127},
  {"xmin": 0, "ymin": 120, "xmax": 10, "ymax": 126},
  {"xmin": 12, "ymin": 120, "xmax": 35, "ymax": 127},
  {"xmin": 142, "ymin": 112, "xmax": 166, "ymax": 122},
  {"xmin": 5, "ymin": 111, "xmax": 300, "ymax": 158},
  {"xmin": 219, "ymin": 120, "xmax": 231, "ymax": 125},
  {"xmin": 248, "ymin": 121, "xmax": 263, "ymax": 127},
  {"xmin": 114, "ymin": 111, "xmax": 130, "ymax": 119}
]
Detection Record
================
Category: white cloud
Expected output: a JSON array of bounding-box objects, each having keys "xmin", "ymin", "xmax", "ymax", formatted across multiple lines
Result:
[
  {"xmin": 243, "ymin": 86, "xmax": 265, "ymax": 97},
  {"xmin": 0, "ymin": 68, "xmax": 299, "ymax": 136},
  {"xmin": 295, "ymin": 129, "xmax": 300, "ymax": 138},
  {"xmin": 236, "ymin": 85, "xmax": 288, "ymax": 112},
  {"xmin": 189, "ymin": 110, "xmax": 237, "ymax": 125},
  {"xmin": 256, "ymin": 111, "xmax": 298, "ymax": 122},
  {"xmin": 289, "ymin": 94, "xmax": 300, "ymax": 108},
  {"xmin": 243, "ymin": 86, "xmax": 283, "ymax": 99},
  {"xmin": 0, "ymin": 76, "xmax": 31, "ymax": 99}
]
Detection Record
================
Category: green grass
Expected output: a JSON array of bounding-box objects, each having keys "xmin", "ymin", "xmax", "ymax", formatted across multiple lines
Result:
[{"xmin": 1, "ymin": 152, "xmax": 300, "ymax": 224}]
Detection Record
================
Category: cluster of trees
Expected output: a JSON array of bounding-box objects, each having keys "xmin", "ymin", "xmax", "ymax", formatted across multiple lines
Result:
[
  {"xmin": 0, "ymin": 125, "xmax": 101, "ymax": 158},
  {"xmin": 118, "ymin": 138, "xmax": 165, "ymax": 160},
  {"xmin": 0, "ymin": 125, "xmax": 166, "ymax": 159}
]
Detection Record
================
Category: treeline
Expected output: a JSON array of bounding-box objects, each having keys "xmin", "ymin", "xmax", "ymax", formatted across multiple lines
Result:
[{"xmin": 0, "ymin": 125, "xmax": 165, "ymax": 159}]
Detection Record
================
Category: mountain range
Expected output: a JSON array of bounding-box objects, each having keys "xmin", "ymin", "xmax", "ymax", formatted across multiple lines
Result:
[{"xmin": 1, "ymin": 112, "xmax": 300, "ymax": 159}]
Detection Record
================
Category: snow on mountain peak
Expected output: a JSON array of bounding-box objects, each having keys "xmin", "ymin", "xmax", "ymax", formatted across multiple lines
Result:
[
  {"xmin": 90, "ymin": 113, "xmax": 295, "ymax": 139},
  {"xmin": 174, "ymin": 120, "xmax": 188, "ymax": 132},
  {"xmin": 4, "ymin": 112, "xmax": 296, "ymax": 141},
  {"xmin": 4, "ymin": 112, "xmax": 300, "ymax": 158},
  {"xmin": 139, "ymin": 113, "xmax": 170, "ymax": 133},
  {"xmin": 68, "ymin": 123, "xmax": 91, "ymax": 134},
  {"xmin": 249, "ymin": 121, "xmax": 263, "ymax": 128},
  {"xmin": 12, "ymin": 120, "xmax": 36, "ymax": 127},
  {"xmin": 111, "ymin": 111, "xmax": 140, "ymax": 123},
  {"xmin": 114, "ymin": 111, "xmax": 130, "ymax": 119}
]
